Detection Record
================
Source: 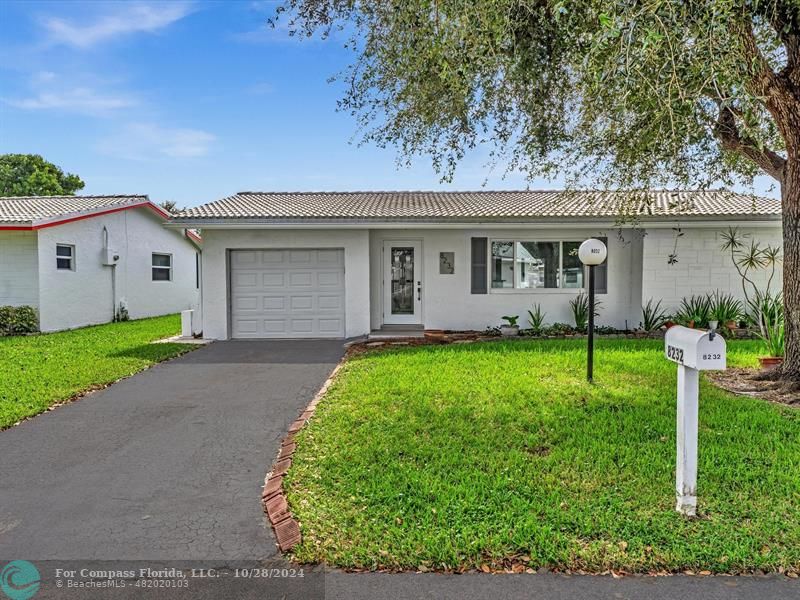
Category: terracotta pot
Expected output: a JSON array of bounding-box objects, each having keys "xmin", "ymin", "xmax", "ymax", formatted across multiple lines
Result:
[
  {"xmin": 725, "ymin": 320, "xmax": 737, "ymax": 330},
  {"xmin": 759, "ymin": 356, "xmax": 784, "ymax": 370},
  {"xmin": 665, "ymin": 321, "xmax": 676, "ymax": 329}
]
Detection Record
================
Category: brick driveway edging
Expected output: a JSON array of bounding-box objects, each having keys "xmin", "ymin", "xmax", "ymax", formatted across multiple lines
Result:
[{"xmin": 261, "ymin": 362, "xmax": 343, "ymax": 551}]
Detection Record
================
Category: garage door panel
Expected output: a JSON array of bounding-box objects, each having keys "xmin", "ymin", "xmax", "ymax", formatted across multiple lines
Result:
[
  {"xmin": 230, "ymin": 249, "xmax": 345, "ymax": 339},
  {"xmin": 317, "ymin": 271, "xmax": 342, "ymax": 287},
  {"xmin": 289, "ymin": 272, "xmax": 313, "ymax": 287},
  {"xmin": 318, "ymin": 294, "xmax": 342, "ymax": 310},
  {"xmin": 234, "ymin": 296, "xmax": 259, "ymax": 311},
  {"xmin": 262, "ymin": 272, "xmax": 286, "ymax": 288}
]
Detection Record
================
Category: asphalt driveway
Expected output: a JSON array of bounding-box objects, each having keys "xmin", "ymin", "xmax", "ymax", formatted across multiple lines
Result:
[{"xmin": 0, "ymin": 340, "xmax": 344, "ymax": 561}]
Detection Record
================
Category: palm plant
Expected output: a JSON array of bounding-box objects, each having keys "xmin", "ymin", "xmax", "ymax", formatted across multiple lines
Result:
[
  {"xmin": 719, "ymin": 227, "xmax": 781, "ymax": 336},
  {"xmin": 641, "ymin": 298, "xmax": 669, "ymax": 331}
]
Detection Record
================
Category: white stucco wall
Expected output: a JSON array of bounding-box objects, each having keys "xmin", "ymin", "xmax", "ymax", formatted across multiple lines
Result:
[
  {"xmin": 36, "ymin": 208, "xmax": 199, "ymax": 332},
  {"xmin": 0, "ymin": 231, "xmax": 39, "ymax": 308},
  {"xmin": 199, "ymin": 228, "xmax": 370, "ymax": 339},
  {"xmin": 369, "ymin": 228, "xmax": 645, "ymax": 331},
  {"xmin": 641, "ymin": 225, "xmax": 784, "ymax": 313}
]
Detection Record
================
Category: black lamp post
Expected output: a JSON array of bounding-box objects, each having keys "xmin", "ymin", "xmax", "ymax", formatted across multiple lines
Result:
[{"xmin": 578, "ymin": 239, "xmax": 608, "ymax": 382}]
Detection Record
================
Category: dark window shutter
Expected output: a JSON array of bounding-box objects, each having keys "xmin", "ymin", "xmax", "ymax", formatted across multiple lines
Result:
[
  {"xmin": 595, "ymin": 237, "xmax": 608, "ymax": 294},
  {"xmin": 471, "ymin": 237, "xmax": 488, "ymax": 294}
]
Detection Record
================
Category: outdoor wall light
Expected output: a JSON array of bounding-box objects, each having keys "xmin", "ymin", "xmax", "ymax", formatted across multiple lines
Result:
[{"xmin": 578, "ymin": 238, "xmax": 608, "ymax": 382}]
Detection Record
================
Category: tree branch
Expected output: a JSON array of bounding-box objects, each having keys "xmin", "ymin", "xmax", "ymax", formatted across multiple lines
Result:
[{"xmin": 714, "ymin": 104, "xmax": 786, "ymax": 181}]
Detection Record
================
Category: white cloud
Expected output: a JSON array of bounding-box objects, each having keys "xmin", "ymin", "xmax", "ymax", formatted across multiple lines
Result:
[
  {"xmin": 41, "ymin": 2, "xmax": 194, "ymax": 48},
  {"xmin": 98, "ymin": 122, "xmax": 215, "ymax": 159},
  {"xmin": 5, "ymin": 87, "xmax": 136, "ymax": 114}
]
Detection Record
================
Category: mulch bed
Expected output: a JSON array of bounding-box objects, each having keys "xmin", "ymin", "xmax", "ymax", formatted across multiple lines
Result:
[{"xmin": 707, "ymin": 368, "xmax": 800, "ymax": 406}]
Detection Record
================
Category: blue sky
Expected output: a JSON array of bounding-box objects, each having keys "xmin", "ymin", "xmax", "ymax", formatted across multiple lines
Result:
[{"xmin": 0, "ymin": 1, "xmax": 778, "ymax": 207}]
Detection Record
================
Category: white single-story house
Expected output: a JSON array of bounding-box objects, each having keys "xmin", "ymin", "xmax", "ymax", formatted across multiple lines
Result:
[
  {"xmin": 0, "ymin": 195, "xmax": 201, "ymax": 332},
  {"xmin": 171, "ymin": 190, "xmax": 783, "ymax": 340}
]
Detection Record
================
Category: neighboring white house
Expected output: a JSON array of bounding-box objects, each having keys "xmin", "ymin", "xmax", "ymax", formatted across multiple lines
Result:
[
  {"xmin": 0, "ymin": 195, "xmax": 201, "ymax": 332},
  {"xmin": 170, "ymin": 190, "xmax": 783, "ymax": 340}
]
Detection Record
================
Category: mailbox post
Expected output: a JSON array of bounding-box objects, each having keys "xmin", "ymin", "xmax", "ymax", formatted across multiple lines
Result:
[{"xmin": 664, "ymin": 326, "xmax": 726, "ymax": 516}]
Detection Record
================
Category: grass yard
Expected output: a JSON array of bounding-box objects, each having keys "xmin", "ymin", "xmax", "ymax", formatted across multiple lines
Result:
[
  {"xmin": 0, "ymin": 314, "xmax": 190, "ymax": 429},
  {"xmin": 286, "ymin": 339, "xmax": 800, "ymax": 574}
]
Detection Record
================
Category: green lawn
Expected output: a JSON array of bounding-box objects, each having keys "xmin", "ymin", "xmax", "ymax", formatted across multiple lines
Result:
[
  {"xmin": 286, "ymin": 339, "xmax": 800, "ymax": 574},
  {"xmin": 0, "ymin": 314, "xmax": 190, "ymax": 429}
]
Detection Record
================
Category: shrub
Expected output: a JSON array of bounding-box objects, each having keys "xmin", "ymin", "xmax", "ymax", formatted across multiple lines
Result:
[
  {"xmin": 542, "ymin": 322, "xmax": 577, "ymax": 336},
  {"xmin": 641, "ymin": 298, "xmax": 669, "ymax": 332},
  {"xmin": 0, "ymin": 305, "xmax": 39, "ymax": 335},
  {"xmin": 758, "ymin": 301, "xmax": 785, "ymax": 357},
  {"xmin": 527, "ymin": 303, "xmax": 546, "ymax": 332}
]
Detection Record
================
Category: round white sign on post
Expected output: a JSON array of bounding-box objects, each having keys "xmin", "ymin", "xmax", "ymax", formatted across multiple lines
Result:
[{"xmin": 578, "ymin": 238, "xmax": 608, "ymax": 266}]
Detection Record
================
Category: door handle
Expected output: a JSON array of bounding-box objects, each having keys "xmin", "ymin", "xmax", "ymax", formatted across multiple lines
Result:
[{"xmin": 417, "ymin": 281, "xmax": 421, "ymax": 301}]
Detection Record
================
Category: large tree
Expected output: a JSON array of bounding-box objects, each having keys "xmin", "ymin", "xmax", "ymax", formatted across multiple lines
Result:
[
  {"xmin": 276, "ymin": 0, "xmax": 800, "ymax": 385},
  {"xmin": 0, "ymin": 154, "xmax": 85, "ymax": 197}
]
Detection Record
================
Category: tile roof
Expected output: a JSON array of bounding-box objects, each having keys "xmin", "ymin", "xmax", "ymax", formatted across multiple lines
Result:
[
  {"xmin": 175, "ymin": 190, "xmax": 781, "ymax": 222},
  {"xmin": 0, "ymin": 195, "xmax": 154, "ymax": 225}
]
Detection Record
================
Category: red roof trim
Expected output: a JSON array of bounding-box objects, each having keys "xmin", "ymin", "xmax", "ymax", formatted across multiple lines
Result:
[
  {"xmin": 0, "ymin": 201, "xmax": 171, "ymax": 231},
  {"xmin": 185, "ymin": 229, "xmax": 202, "ymax": 243}
]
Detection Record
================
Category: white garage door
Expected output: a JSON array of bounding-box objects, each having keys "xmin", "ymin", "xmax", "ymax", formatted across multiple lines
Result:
[{"xmin": 230, "ymin": 249, "xmax": 345, "ymax": 338}]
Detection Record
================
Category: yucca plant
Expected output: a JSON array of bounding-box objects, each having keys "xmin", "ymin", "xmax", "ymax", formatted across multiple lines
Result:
[
  {"xmin": 641, "ymin": 298, "xmax": 669, "ymax": 332},
  {"xmin": 759, "ymin": 309, "xmax": 785, "ymax": 358},
  {"xmin": 748, "ymin": 291, "xmax": 784, "ymax": 339},
  {"xmin": 674, "ymin": 294, "xmax": 711, "ymax": 328},
  {"xmin": 708, "ymin": 291, "xmax": 743, "ymax": 328},
  {"xmin": 527, "ymin": 303, "xmax": 546, "ymax": 333},
  {"xmin": 569, "ymin": 292, "xmax": 601, "ymax": 333}
]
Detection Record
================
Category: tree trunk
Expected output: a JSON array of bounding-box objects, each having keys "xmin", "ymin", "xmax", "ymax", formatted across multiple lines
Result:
[{"xmin": 782, "ymin": 159, "xmax": 800, "ymax": 380}]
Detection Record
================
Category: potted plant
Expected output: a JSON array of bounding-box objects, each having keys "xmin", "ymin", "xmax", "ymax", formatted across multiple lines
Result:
[
  {"xmin": 500, "ymin": 315, "xmax": 520, "ymax": 337},
  {"xmin": 709, "ymin": 291, "xmax": 743, "ymax": 333},
  {"xmin": 758, "ymin": 309, "xmax": 784, "ymax": 370}
]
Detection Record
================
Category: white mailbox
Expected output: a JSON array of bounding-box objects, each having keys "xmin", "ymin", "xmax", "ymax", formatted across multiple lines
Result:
[
  {"xmin": 664, "ymin": 326, "xmax": 726, "ymax": 370},
  {"xmin": 664, "ymin": 325, "xmax": 726, "ymax": 517}
]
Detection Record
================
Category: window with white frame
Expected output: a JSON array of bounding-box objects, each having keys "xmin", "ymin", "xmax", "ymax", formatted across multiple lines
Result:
[
  {"xmin": 152, "ymin": 253, "xmax": 172, "ymax": 281},
  {"xmin": 490, "ymin": 240, "xmax": 588, "ymax": 289},
  {"xmin": 56, "ymin": 244, "xmax": 74, "ymax": 270}
]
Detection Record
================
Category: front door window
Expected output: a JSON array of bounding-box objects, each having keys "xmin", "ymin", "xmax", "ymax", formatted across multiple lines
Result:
[{"xmin": 390, "ymin": 247, "xmax": 414, "ymax": 314}]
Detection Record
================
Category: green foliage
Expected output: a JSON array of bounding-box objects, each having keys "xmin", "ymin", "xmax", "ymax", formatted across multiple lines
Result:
[
  {"xmin": 527, "ymin": 303, "xmax": 546, "ymax": 332},
  {"xmin": 275, "ymin": 2, "xmax": 795, "ymax": 192},
  {"xmin": 541, "ymin": 322, "xmax": 576, "ymax": 336},
  {"xmin": 0, "ymin": 315, "xmax": 189, "ymax": 428},
  {"xmin": 286, "ymin": 339, "xmax": 799, "ymax": 572},
  {"xmin": 760, "ymin": 310, "xmax": 785, "ymax": 357},
  {"xmin": 720, "ymin": 227, "xmax": 781, "ymax": 335},
  {"xmin": 0, "ymin": 305, "xmax": 39, "ymax": 336},
  {"xmin": 751, "ymin": 292, "xmax": 784, "ymax": 356},
  {"xmin": 569, "ymin": 292, "xmax": 601, "ymax": 333},
  {"xmin": 0, "ymin": 154, "xmax": 85, "ymax": 196},
  {"xmin": 675, "ymin": 295, "xmax": 712, "ymax": 328},
  {"xmin": 641, "ymin": 298, "xmax": 669, "ymax": 332},
  {"xmin": 501, "ymin": 315, "xmax": 519, "ymax": 327},
  {"xmin": 708, "ymin": 291, "xmax": 744, "ymax": 325}
]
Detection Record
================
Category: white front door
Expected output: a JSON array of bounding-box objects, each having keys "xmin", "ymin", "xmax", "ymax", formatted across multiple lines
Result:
[{"xmin": 383, "ymin": 241, "xmax": 422, "ymax": 325}]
